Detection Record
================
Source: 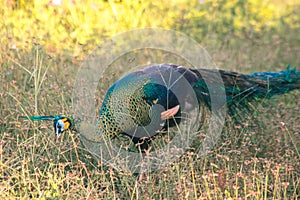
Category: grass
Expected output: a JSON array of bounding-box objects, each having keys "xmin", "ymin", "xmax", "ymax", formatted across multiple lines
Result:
[
  {"xmin": 1, "ymin": 2, "xmax": 300, "ymax": 199},
  {"xmin": 1, "ymin": 38, "xmax": 299, "ymax": 199}
]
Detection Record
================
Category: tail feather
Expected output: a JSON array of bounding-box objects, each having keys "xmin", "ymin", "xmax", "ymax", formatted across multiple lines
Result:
[
  {"xmin": 223, "ymin": 65, "xmax": 300, "ymax": 102},
  {"xmin": 248, "ymin": 65, "xmax": 300, "ymax": 96},
  {"xmin": 191, "ymin": 65, "xmax": 300, "ymax": 117}
]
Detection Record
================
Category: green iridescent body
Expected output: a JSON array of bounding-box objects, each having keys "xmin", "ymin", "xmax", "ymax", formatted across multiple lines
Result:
[{"xmin": 99, "ymin": 75, "xmax": 153, "ymax": 138}]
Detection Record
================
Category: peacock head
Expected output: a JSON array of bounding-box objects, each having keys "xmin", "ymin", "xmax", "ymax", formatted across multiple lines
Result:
[
  {"xmin": 53, "ymin": 116, "xmax": 72, "ymax": 140},
  {"xmin": 24, "ymin": 115, "xmax": 73, "ymax": 141}
]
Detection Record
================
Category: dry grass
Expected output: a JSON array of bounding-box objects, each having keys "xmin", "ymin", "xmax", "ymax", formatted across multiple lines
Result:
[
  {"xmin": 1, "ymin": 36, "xmax": 299, "ymax": 199},
  {"xmin": 1, "ymin": 1, "xmax": 300, "ymax": 199}
]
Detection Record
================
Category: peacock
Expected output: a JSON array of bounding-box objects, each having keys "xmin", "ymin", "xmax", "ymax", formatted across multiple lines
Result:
[{"xmin": 24, "ymin": 64, "xmax": 300, "ymax": 151}]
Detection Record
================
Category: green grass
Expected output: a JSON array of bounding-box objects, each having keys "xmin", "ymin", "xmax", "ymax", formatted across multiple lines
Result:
[{"xmin": 1, "ymin": 1, "xmax": 300, "ymax": 199}]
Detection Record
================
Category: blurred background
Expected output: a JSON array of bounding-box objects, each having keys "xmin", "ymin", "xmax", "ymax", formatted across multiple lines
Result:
[{"xmin": 1, "ymin": 0, "xmax": 300, "ymax": 67}]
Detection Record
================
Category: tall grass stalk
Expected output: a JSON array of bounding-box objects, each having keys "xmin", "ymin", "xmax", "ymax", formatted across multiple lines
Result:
[{"xmin": 32, "ymin": 47, "xmax": 50, "ymax": 115}]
